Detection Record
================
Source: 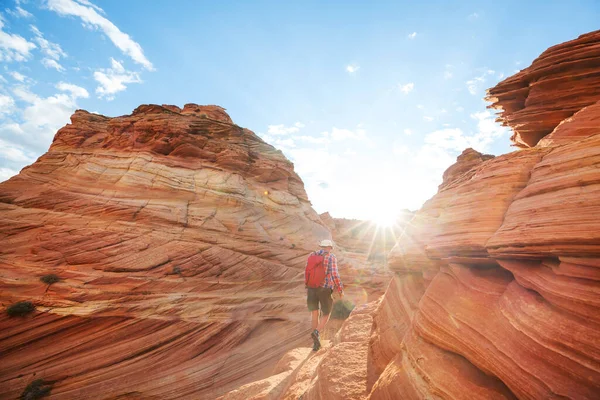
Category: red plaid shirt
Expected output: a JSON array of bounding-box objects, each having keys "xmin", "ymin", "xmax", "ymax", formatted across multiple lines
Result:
[{"xmin": 315, "ymin": 249, "xmax": 343, "ymax": 293}]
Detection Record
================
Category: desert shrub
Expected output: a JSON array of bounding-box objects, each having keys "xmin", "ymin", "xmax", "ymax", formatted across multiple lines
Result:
[
  {"xmin": 20, "ymin": 379, "xmax": 52, "ymax": 400},
  {"xmin": 7, "ymin": 301, "xmax": 35, "ymax": 317},
  {"xmin": 40, "ymin": 274, "xmax": 60, "ymax": 285},
  {"xmin": 331, "ymin": 299, "xmax": 355, "ymax": 320},
  {"xmin": 173, "ymin": 266, "xmax": 181, "ymax": 275},
  {"xmin": 291, "ymin": 243, "xmax": 296, "ymax": 249}
]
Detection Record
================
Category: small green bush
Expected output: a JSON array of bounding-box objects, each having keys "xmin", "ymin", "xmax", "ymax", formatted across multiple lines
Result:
[
  {"xmin": 7, "ymin": 301, "xmax": 36, "ymax": 317},
  {"xmin": 20, "ymin": 379, "xmax": 52, "ymax": 400},
  {"xmin": 40, "ymin": 274, "xmax": 60, "ymax": 285},
  {"xmin": 331, "ymin": 299, "xmax": 355, "ymax": 320}
]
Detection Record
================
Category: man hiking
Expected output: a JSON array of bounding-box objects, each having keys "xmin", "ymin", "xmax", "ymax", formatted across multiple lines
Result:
[{"xmin": 304, "ymin": 239, "xmax": 344, "ymax": 351}]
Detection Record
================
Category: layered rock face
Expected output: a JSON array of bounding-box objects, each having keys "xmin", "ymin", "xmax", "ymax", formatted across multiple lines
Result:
[
  {"xmin": 370, "ymin": 30, "xmax": 600, "ymax": 399},
  {"xmin": 0, "ymin": 104, "xmax": 336, "ymax": 399},
  {"xmin": 486, "ymin": 30, "xmax": 600, "ymax": 148},
  {"xmin": 221, "ymin": 30, "xmax": 600, "ymax": 400}
]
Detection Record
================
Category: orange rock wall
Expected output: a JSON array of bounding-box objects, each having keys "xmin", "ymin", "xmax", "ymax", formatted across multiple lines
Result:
[
  {"xmin": 0, "ymin": 104, "xmax": 334, "ymax": 399},
  {"xmin": 369, "ymin": 30, "xmax": 600, "ymax": 400}
]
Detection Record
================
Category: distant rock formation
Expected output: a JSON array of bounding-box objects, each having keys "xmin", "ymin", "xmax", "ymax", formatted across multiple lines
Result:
[
  {"xmin": 0, "ymin": 104, "xmax": 337, "ymax": 399},
  {"xmin": 319, "ymin": 212, "xmax": 412, "ymax": 260},
  {"xmin": 220, "ymin": 30, "xmax": 600, "ymax": 399}
]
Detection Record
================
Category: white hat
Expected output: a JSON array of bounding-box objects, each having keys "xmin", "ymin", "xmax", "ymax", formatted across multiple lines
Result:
[{"xmin": 319, "ymin": 239, "xmax": 334, "ymax": 248}]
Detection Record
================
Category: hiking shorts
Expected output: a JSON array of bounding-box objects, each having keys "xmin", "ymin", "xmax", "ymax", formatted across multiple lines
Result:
[{"xmin": 307, "ymin": 287, "xmax": 333, "ymax": 315}]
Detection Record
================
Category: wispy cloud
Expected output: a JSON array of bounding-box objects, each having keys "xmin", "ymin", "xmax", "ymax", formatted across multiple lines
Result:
[
  {"xmin": 0, "ymin": 94, "xmax": 16, "ymax": 114},
  {"xmin": 1, "ymin": 81, "xmax": 89, "ymax": 156},
  {"xmin": 346, "ymin": 64, "xmax": 359, "ymax": 74},
  {"xmin": 8, "ymin": 71, "xmax": 26, "ymax": 82},
  {"xmin": 0, "ymin": 18, "xmax": 36, "ymax": 62},
  {"xmin": 94, "ymin": 58, "xmax": 141, "ymax": 100},
  {"xmin": 5, "ymin": 4, "xmax": 34, "ymax": 19},
  {"xmin": 399, "ymin": 82, "xmax": 414, "ymax": 94},
  {"xmin": 465, "ymin": 69, "xmax": 496, "ymax": 95},
  {"xmin": 30, "ymin": 25, "xmax": 67, "ymax": 71},
  {"xmin": 404, "ymin": 129, "xmax": 413, "ymax": 135},
  {"xmin": 267, "ymin": 121, "xmax": 304, "ymax": 135},
  {"xmin": 468, "ymin": 12, "xmax": 479, "ymax": 21},
  {"xmin": 407, "ymin": 32, "xmax": 417, "ymax": 39},
  {"xmin": 47, "ymin": 0, "xmax": 153, "ymax": 70}
]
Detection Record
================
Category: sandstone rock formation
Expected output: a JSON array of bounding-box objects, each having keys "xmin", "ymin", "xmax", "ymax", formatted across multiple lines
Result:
[
  {"xmin": 370, "ymin": 30, "xmax": 600, "ymax": 400},
  {"xmin": 0, "ymin": 104, "xmax": 346, "ymax": 399},
  {"xmin": 221, "ymin": 30, "xmax": 600, "ymax": 399},
  {"xmin": 486, "ymin": 30, "xmax": 600, "ymax": 148}
]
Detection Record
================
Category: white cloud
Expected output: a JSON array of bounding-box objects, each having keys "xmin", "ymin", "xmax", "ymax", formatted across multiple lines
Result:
[
  {"xmin": 404, "ymin": 129, "xmax": 413, "ymax": 135},
  {"xmin": 456, "ymin": 106, "xmax": 464, "ymax": 112},
  {"xmin": 0, "ymin": 18, "xmax": 36, "ymax": 62},
  {"xmin": 56, "ymin": 81, "xmax": 89, "ymax": 98},
  {"xmin": 42, "ymin": 58, "xmax": 64, "ymax": 71},
  {"xmin": 424, "ymin": 128, "xmax": 472, "ymax": 151},
  {"xmin": 30, "ymin": 25, "xmax": 67, "ymax": 71},
  {"xmin": 0, "ymin": 94, "xmax": 16, "ymax": 114},
  {"xmin": 444, "ymin": 71, "xmax": 453, "ymax": 79},
  {"xmin": 346, "ymin": 64, "xmax": 359, "ymax": 74},
  {"xmin": 2, "ymin": 81, "xmax": 89, "ymax": 151},
  {"xmin": 0, "ymin": 167, "xmax": 18, "ymax": 182},
  {"xmin": 93, "ymin": 58, "xmax": 141, "ymax": 100},
  {"xmin": 423, "ymin": 116, "xmax": 434, "ymax": 122},
  {"xmin": 399, "ymin": 82, "xmax": 414, "ymax": 94},
  {"xmin": 47, "ymin": 0, "xmax": 153, "ymax": 70},
  {"xmin": 468, "ymin": 12, "xmax": 479, "ymax": 20},
  {"xmin": 268, "ymin": 121, "xmax": 304, "ymax": 135},
  {"xmin": 8, "ymin": 71, "xmax": 26, "ymax": 81},
  {"xmin": 6, "ymin": 5, "xmax": 34, "ymax": 18},
  {"xmin": 416, "ymin": 104, "xmax": 424, "ymax": 109},
  {"xmin": 422, "ymin": 111, "xmax": 508, "ymax": 156},
  {"xmin": 0, "ymin": 138, "xmax": 36, "ymax": 162},
  {"xmin": 465, "ymin": 69, "xmax": 495, "ymax": 95},
  {"xmin": 407, "ymin": 32, "xmax": 417, "ymax": 39}
]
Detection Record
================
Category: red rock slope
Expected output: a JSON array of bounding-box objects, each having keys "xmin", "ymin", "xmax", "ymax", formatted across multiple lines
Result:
[
  {"xmin": 0, "ymin": 104, "xmax": 334, "ymax": 399},
  {"xmin": 220, "ymin": 30, "xmax": 600, "ymax": 400}
]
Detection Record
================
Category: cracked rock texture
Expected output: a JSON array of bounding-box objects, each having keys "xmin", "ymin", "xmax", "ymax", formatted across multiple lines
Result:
[{"xmin": 0, "ymin": 104, "xmax": 354, "ymax": 399}]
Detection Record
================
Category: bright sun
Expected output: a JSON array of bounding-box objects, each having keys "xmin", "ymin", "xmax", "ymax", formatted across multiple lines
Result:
[{"xmin": 371, "ymin": 210, "xmax": 397, "ymax": 227}]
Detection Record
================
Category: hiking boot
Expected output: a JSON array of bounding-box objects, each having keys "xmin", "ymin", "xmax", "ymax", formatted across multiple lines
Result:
[
  {"xmin": 311, "ymin": 329, "xmax": 321, "ymax": 351},
  {"xmin": 312, "ymin": 341, "xmax": 321, "ymax": 352}
]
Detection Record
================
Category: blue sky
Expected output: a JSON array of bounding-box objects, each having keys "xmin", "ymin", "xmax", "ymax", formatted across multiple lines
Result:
[{"xmin": 1, "ymin": 0, "xmax": 599, "ymax": 222}]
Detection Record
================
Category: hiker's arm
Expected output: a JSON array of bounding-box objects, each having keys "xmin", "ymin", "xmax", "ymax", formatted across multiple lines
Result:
[{"xmin": 331, "ymin": 256, "xmax": 343, "ymax": 293}]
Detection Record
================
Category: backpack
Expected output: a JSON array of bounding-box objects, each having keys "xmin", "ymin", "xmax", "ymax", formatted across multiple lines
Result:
[{"xmin": 305, "ymin": 253, "xmax": 326, "ymax": 288}]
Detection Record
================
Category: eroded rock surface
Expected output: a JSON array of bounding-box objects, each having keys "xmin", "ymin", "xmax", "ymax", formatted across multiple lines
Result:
[
  {"xmin": 486, "ymin": 30, "xmax": 600, "ymax": 148},
  {"xmin": 0, "ymin": 104, "xmax": 336, "ymax": 399}
]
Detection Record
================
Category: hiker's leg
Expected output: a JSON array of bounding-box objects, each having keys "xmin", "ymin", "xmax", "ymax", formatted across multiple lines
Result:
[
  {"xmin": 316, "ymin": 288, "xmax": 334, "ymax": 332},
  {"xmin": 317, "ymin": 312, "xmax": 330, "ymax": 332},
  {"xmin": 311, "ymin": 309, "xmax": 319, "ymax": 330},
  {"xmin": 307, "ymin": 288, "xmax": 319, "ymax": 329}
]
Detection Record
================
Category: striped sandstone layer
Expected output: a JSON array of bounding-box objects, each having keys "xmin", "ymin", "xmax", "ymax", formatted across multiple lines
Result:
[{"xmin": 0, "ymin": 104, "xmax": 335, "ymax": 399}]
